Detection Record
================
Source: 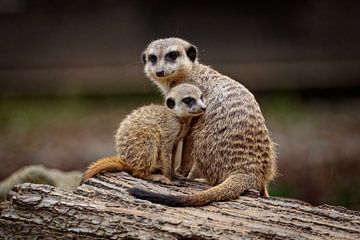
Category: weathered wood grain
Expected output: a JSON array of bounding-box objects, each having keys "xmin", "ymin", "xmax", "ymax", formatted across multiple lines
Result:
[{"xmin": 1, "ymin": 172, "xmax": 359, "ymax": 239}]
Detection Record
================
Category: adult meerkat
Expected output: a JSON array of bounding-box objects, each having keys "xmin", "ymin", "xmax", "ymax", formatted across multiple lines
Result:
[
  {"xmin": 129, "ymin": 38, "xmax": 277, "ymax": 207},
  {"xmin": 82, "ymin": 83, "xmax": 206, "ymax": 184}
]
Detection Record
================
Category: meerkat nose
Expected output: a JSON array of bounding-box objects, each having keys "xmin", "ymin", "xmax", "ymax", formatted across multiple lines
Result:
[
  {"xmin": 201, "ymin": 107, "xmax": 206, "ymax": 111},
  {"xmin": 156, "ymin": 71, "xmax": 165, "ymax": 77}
]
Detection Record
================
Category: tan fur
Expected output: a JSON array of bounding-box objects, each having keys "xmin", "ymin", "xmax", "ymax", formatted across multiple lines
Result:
[
  {"xmin": 82, "ymin": 83, "xmax": 205, "ymax": 185},
  {"xmin": 129, "ymin": 38, "xmax": 277, "ymax": 207}
]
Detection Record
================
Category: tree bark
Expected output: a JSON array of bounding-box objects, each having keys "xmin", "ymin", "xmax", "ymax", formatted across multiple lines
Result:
[{"xmin": 1, "ymin": 172, "xmax": 359, "ymax": 239}]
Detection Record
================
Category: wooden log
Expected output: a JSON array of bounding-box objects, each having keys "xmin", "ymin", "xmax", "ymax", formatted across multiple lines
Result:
[{"xmin": 1, "ymin": 172, "xmax": 359, "ymax": 239}]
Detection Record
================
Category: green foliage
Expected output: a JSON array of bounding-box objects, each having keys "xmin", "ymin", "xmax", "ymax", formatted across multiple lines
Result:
[
  {"xmin": 329, "ymin": 180, "xmax": 360, "ymax": 210},
  {"xmin": 268, "ymin": 182, "xmax": 295, "ymax": 198},
  {"xmin": 0, "ymin": 94, "xmax": 161, "ymax": 133},
  {"xmin": 258, "ymin": 92, "xmax": 308, "ymax": 124}
]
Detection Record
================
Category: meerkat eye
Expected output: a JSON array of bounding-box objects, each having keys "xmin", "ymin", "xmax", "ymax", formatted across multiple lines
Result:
[
  {"xmin": 200, "ymin": 95, "xmax": 203, "ymax": 101},
  {"xmin": 149, "ymin": 55, "xmax": 157, "ymax": 64},
  {"xmin": 182, "ymin": 97, "xmax": 195, "ymax": 106},
  {"xmin": 166, "ymin": 51, "xmax": 179, "ymax": 61},
  {"xmin": 166, "ymin": 98, "xmax": 175, "ymax": 109}
]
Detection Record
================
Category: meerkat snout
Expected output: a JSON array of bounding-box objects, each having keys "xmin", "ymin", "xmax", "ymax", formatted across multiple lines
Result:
[
  {"xmin": 156, "ymin": 70, "xmax": 165, "ymax": 77},
  {"xmin": 198, "ymin": 95, "xmax": 206, "ymax": 111},
  {"xmin": 182, "ymin": 96, "xmax": 206, "ymax": 116}
]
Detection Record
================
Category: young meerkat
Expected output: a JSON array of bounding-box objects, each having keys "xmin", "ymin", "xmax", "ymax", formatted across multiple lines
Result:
[
  {"xmin": 129, "ymin": 38, "xmax": 277, "ymax": 207},
  {"xmin": 81, "ymin": 83, "xmax": 206, "ymax": 185}
]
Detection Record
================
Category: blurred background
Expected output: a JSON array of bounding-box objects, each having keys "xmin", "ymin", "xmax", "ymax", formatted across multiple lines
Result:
[{"xmin": 0, "ymin": 0, "xmax": 359, "ymax": 209}]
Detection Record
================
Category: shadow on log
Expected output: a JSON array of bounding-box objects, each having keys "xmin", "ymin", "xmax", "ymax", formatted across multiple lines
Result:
[{"xmin": 1, "ymin": 172, "xmax": 360, "ymax": 239}]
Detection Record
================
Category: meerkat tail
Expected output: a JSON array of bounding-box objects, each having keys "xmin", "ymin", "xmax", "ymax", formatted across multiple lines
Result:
[
  {"xmin": 81, "ymin": 156, "xmax": 128, "ymax": 184},
  {"xmin": 128, "ymin": 173, "xmax": 256, "ymax": 207}
]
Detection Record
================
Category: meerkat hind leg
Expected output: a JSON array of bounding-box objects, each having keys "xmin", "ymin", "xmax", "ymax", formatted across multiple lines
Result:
[
  {"xmin": 186, "ymin": 160, "xmax": 208, "ymax": 184},
  {"xmin": 186, "ymin": 160, "xmax": 200, "ymax": 180}
]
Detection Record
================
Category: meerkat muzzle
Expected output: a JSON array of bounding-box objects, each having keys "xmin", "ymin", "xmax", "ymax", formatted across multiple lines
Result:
[{"xmin": 156, "ymin": 71, "xmax": 165, "ymax": 77}]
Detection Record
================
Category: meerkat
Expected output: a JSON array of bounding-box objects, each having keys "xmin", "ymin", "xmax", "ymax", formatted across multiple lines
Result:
[
  {"xmin": 129, "ymin": 38, "xmax": 277, "ymax": 207},
  {"xmin": 81, "ymin": 83, "xmax": 206, "ymax": 185}
]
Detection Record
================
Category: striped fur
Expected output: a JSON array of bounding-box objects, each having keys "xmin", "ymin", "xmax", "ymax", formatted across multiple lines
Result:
[{"xmin": 129, "ymin": 38, "xmax": 277, "ymax": 206}]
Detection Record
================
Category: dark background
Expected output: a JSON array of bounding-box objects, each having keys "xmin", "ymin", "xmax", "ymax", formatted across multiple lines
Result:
[{"xmin": 1, "ymin": 0, "xmax": 359, "ymax": 209}]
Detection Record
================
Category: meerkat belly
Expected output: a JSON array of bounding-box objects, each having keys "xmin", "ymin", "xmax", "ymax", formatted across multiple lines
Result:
[{"xmin": 192, "ymin": 79, "xmax": 274, "ymax": 185}]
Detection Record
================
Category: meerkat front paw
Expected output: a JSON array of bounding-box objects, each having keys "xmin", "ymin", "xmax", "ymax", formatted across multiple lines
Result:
[
  {"xmin": 191, "ymin": 178, "xmax": 208, "ymax": 184},
  {"xmin": 144, "ymin": 174, "xmax": 173, "ymax": 185},
  {"xmin": 172, "ymin": 173, "xmax": 187, "ymax": 181},
  {"xmin": 159, "ymin": 177, "xmax": 174, "ymax": 185}
]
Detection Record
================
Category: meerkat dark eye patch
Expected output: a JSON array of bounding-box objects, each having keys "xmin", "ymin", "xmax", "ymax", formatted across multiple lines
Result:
[
  {"xmin": 182, "ymin": 97, "xmax": 195, "ymax": 107},
  {"xmin": 149, "ymin": 54, "xmax": 157, "ymax": 64},
  {"xmin": 165, "ymin": 51, "xmax": 179, "ymax": 61},
  {"xmin": 186, "ymin": 46, "xmax": 197, "ymax": 62},
  {"xmin": 166, "ymin": 98, "xmax": 175, "ymax": 109},
  {"xmin": 142, "ymin": 53, "xmax": 146, "ymax": 64}
]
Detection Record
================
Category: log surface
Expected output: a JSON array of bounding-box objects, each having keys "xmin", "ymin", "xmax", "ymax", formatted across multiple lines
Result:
[{"xmin": 1, "ymin": 172, "xmax": 359, "ymax": 239}]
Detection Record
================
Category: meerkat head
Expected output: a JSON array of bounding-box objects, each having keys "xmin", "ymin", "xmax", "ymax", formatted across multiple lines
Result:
[
  {"xmin": 142, "ymin": 38, "xmax": 198, "ymax": 91},
  {"xmin": 165, "ymin": 83, "xmax": 206, "ymax": 118}
]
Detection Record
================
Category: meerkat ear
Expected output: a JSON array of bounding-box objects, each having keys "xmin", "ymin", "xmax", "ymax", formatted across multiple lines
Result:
[
  {"xmin": 142, "ymin": 53, "xmax": 146, "ymax": 64},
  {"xmin": 166, "ymin": 98, "xmax": 175, "ymax": 109},
  {"xmin": 186, "ymin": 45, "xmax": 197, "ymax": 62}
]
